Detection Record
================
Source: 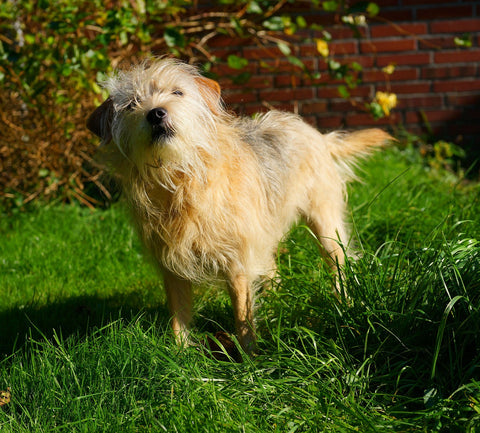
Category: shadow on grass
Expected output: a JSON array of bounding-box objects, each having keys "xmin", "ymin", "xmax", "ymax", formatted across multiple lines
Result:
[
  {"xmin": 1, "ymin": 290, "xmax": 239, "ymax": 357},
  {"xmin": 0, "ymin": 294, "xmax": 172, "ymax": 356}
]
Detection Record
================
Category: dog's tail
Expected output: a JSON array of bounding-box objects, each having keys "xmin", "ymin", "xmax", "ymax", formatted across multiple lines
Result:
[
  {"xmin": 328, "ymin": 128, "xmax": 393, "ymax": 160},
  {"xmin": 325, "ymin": 128, "xmax": 393, "ymax": 181}
]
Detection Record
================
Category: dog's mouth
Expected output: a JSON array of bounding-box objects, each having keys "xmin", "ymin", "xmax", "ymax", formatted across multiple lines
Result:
[
  {"xmin": 147, "ymin": 107, "xmax": 175, "ymax": 143},
  {"xmin": 151, "ymin": 124, "xmax": 174, "ymax": 142}
]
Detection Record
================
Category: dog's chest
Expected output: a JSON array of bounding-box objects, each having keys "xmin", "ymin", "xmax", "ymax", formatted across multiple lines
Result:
[{"xmin": 138, "ymin": 179, "xmax": 240, "ymax": 278}]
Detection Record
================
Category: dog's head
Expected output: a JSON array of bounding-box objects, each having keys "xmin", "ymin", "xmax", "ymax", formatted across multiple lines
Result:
[{"xmin": 87, "ymin": 58, "xmax": 223, "ymax": 168}]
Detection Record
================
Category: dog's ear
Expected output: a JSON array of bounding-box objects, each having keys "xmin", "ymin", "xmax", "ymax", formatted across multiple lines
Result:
[
  {"xmin": 195, "ymin": 76, "xmax": 222, "ymax": 115},
  {"xmin": 87, "ymin": 97, "xmax": 114, "ymax": 142}
]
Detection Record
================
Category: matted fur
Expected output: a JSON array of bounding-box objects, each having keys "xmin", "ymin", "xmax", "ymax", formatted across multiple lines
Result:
[{"xmin": 87, "ymin": 58, "xmax": 392, "ymax": 354}]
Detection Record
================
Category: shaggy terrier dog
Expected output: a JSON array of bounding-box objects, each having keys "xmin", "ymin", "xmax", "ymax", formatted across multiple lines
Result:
[{"xmin": 87, "ymin": 58, "xmax": 391, "ymax": 355}]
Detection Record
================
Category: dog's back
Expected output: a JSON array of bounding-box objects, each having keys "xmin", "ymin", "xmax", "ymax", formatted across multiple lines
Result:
[{"xmin": 234, "ymin": 110, "xmax": 390, "ymax": 225}]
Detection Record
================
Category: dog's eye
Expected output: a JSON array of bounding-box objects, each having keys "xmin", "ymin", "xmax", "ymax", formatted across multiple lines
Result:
[
  {"xmin": 172, "ymin": 89, "xmax": 183, "ymax": 97},
  {"xmin": 125, "ymin": 101, "xmax": 136, "ymax": 111}
]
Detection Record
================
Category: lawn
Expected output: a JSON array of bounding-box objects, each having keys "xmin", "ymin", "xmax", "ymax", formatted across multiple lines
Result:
[{"xmin": 1, "ymin": 146, "xmax": 480, "ymax": 432}]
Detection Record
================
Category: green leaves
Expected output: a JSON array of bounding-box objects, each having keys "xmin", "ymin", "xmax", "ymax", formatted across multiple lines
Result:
[
  {"xmin": 164, "ymin": 26, "xmax": 185, "ymax": 48},
  {"xmin": 247, "ymin": 1, "xmax": 262, "ymax": 14},
  {"xmin": 277, "ymin": 42, "xmax": 291, "ymax": 56},
  {"xmin": 262, "ymin": 16, "xmax": 286, "ymax": 31},
  {"xmin": 322, "ymin": 1, "xmax": 339, "ymax": 12},
  {"xmin": 454, "ymin": 33, "xmax": 473, "ymax": 48},
  {"xmin": 366, "ymin": 2, "xmax": 380, "ymax": 16},
  {"xmin": 347, "ymin": 1, "xmax": 380, "ymax": 16},
  {"xmin": 227, "ymin": 54, "xmax": 248, "ymax": 70}
]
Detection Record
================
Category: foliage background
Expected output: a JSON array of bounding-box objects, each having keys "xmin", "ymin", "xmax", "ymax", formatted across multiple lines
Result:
[{"xmin": 0, "ymin": 0, "xmax": 392, "ymax": 208}]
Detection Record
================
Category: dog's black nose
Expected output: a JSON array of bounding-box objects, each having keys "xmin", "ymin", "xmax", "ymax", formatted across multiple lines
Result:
[{"xmin": 147, "ymin": 107, "xmax": 168, "ymax": 125}]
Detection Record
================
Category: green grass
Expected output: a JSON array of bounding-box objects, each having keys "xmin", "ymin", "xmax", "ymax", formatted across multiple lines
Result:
[{"xmin": 1, "ymin": 147, "xmax": 480, "ymax": 432}]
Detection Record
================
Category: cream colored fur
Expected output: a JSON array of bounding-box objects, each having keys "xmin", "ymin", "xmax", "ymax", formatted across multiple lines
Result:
[{"xmin": 87, "ymin": 58, "xmax": 392, "ymax": 355}]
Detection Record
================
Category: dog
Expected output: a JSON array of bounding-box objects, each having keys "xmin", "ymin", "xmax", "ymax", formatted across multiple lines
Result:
[{"xmin": 87, "ymin": 58, "xmax": 391, "ymax": 355}]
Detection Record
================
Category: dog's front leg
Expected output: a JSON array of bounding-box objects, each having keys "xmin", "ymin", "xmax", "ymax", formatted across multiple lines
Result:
[
  {"xmin": 163, "ymin": 269, "xmax": 193, "ymax": 346},
  {"xmin": 227, "ymin": 273, "xmax": 256, "ymax": 355}
]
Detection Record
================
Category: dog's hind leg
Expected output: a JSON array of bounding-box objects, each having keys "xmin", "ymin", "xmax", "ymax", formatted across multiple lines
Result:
[
  {"xmin": 227, "ymin": 271, "xmax": 256, "ymax": 355},
  {"xmin": 305, "ymin": 195, "xmax": 349, "ymax": 294},
  {"xmin": 163, "ymin": 269, "xmax": 193, "ymax": 346}
]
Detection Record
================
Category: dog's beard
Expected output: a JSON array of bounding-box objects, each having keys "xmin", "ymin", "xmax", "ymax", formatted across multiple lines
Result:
[{"xmin": 151, "ymin": 123, "xmax": 175, "ymax": 143}]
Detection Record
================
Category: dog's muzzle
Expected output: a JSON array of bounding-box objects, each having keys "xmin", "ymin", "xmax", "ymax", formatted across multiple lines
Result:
[{"xmin": 147, "ymin": 107, "xmax": 173, "ymax": 141}]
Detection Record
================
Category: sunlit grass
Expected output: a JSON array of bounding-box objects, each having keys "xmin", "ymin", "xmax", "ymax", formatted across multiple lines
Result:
[{"xmin": 1, "ymin": 147, "xmax": 480, "ymax": 432}]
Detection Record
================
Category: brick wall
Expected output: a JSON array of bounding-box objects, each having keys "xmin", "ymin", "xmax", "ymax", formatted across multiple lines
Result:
[{"xmin": 210, "ymin": 1, "xmax": 480, "ymax": 147}]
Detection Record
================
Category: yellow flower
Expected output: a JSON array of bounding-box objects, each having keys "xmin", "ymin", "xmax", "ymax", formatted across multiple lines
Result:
[
  {"xmin": 375, "ymin": 91, "xmax": 397, "ymax": 116},
  {"xmin": 315, "ymin": 39, "xmax": 329, "ymax": 58},
  {"xmin": 382, "ymin": 64, "xmax": 396, "ymax": 75}
]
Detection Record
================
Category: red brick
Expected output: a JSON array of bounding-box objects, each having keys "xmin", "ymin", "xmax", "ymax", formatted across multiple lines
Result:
[
  {"xmin": 418, "ymin": 36, "xmax": 459, "ymax": 50},
  {"xmin": 300, "ymin": 44, "xmax": 318, "ymax": 58},
  {"xmin": 302, "ymin": 41, "xmax": 359, "ymax": 58},
  {"xmin": 212, "ymin": 63, "xmax": 257, "ymax": 76},
  {"xmin": 302, "ymin": 115, "xmax": 318, "ymax": 127},
  {"xmin": 404, "ymin": 111, "xmax": 439, "ymax": 125},
  {"xmin": 329, "ymin": 41, "xmax": 358, "ymax": 55},
  {"xmin": 304, "ymin": 71, "xmax": 348, "ymax": 86},
  {"xmin": 370, "ymin": 23, "xmax": 427, "ymax": 38},
  {"xmin": 381, "ymin": 82, "xmax": 432, "ymax": 94},
  {"xmin": 219, "ymin": 75, "xmax": 274, "ymax": 90},
  {"xmin": 362, "ymin": 68, "xmax": 418, "ymax": 83},
  {"xmin": 275, "ymin": 75, "xmax": 302, "ymax": 88},
  {"xmin": 434, "ymin": 49, "xmax": 480, "ymax": 64},
  {"xmin": 347, "ymin": 85, "xmax": 374, "ymax": 98},
  {"xmin": 421, "ymin": 65, "xmax": 477, "ymax": 80},
  {"xmin": 259, "ymin": 88, "xmax": 314, "ymax": 103},
  {"xmin": 330, "ymin": 98, "xmax": 359, "ymax": 112},
  {"xmin": 268, "ymin": 102, "xmax": 298, "ymax": 112},
  {"xmin": 208, "ymin": 48, "xmax": 235, "ymax": 59},
  {"xmin": 282, "ymin": 1, "xmax": 320, "ymax": 14},
  {"xmin": 403, "ymin": 0, "xmax": 453, "ymax": 5},
  {"xmin": 446, "ymin": 94, "xmax": 480, "ymax": 106},
  {"xmin": 318, "ymin": 85, "xmax": 372, "ymax": 99},
  {"xmin": 316, "ymin": 115, "xmax": 343, "ymax": 129},
  {"xmin": 360, "ymin": 39, "xmax": 416, "ymax": 53},
  {"xmin": 223, "ymin": 91, "xmax": 258, "ymax": 104},
  {"xmin": 416, "ymin": 5, "xmax": 473, "ymax": 20},
  {"xmin": 317, "ymin": 87, "xmax": 343, "ymax": 99},
  {"xmin": 304, "ymin": 13, "xmax": 335, "ymax": 27},
  {"xmin": 431, "ymin": 18, "xmax": 480, "ymax": 34},
  {"xmin": 378, "ymin": 9, "xmax": 414, "ymax": 22},
  {"xmin": 243, "ymin": 45, "xmax": 284, "ymax": 60},
  {"xmin": 301, "ymin": 41, "xmax": 358, "ymax": 58},
  {"xmin": 433, "ymin": 80, "xmax": 480, "ymax": 93},
  {"xmin": 282, "ymin": 2, "xmax": 320, "ymax": 14},
  {"xmin": 396, "ymin": 95, "xmax": 444, "ymax": 109},
  {"xmin": 346, "ymin": 112, "xmax": 394, "ymax": 127},
  {"xmin": 377, "ymin": 53, "xmax": 431, "ymax": 67},
  {"xmin": 190, "ymin": 6, "xmax": 480, "ymax": 135},
  {"xmin": 242, "ymin": 104, "xmax": 266, "ymax": 116},
  {"xmin": 326, "ymin": 26, "xmax": 367, "ymax": 40},
  {"xmin": 208, "ymin": 35, "xmax": 253, "ymax": 48},
  {"xmin": 302, "ymin": 101, "xmax": 328, "ymax": 114},
  {"xmin": 259, "ymin": 59, "xmax": 314, "ymax": 73},
  {"xmin": 323, "ymin": 55, "xmax": 374, "ymax": 69},
  {"xmin": 406, "ymin": 109, "xmax": 463, "ymax": 123},
  {"xmin": 372, "ymin": 0, "xmax": 399, "ymax": 5}
]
